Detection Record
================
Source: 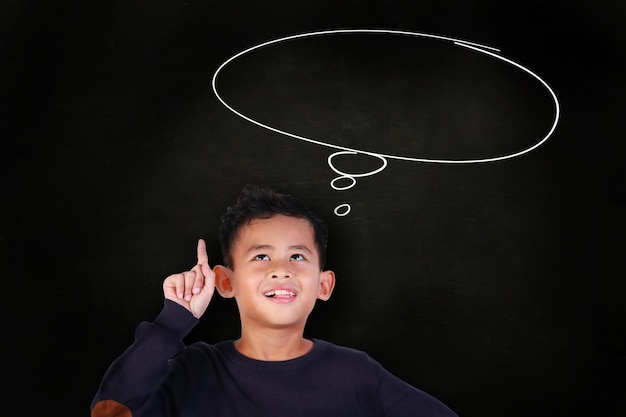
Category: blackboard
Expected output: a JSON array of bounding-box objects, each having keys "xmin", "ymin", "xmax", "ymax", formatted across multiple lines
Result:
[{"xmin": 1, "ymin": 1, "xmax": 624, "ymax": 416}]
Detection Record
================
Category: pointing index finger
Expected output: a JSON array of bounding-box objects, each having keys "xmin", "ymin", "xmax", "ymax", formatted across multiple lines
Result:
[{"xmin": 197, "ymin": 238, "xmax": 209, "ymax": 266}]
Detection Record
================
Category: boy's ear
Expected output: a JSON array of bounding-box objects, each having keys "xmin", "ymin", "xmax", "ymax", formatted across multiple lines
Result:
[
  {"xmin": 317, "ymin": 270, "xmax": 336, "ymax": 301},
  {"xmin": 214, "ymin": 265, "xmax": 235, "ymax": 298}
]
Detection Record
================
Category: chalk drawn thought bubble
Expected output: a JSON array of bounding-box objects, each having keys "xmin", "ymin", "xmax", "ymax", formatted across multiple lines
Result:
[{"xmin": 211, "ymin": 29, "xmax": 560, "ymax": 216}]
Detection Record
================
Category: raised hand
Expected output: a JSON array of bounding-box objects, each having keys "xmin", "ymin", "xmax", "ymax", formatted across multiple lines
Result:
[{"xmin": 163, "ymin": 239, "xmax": 216, "ymax": 318}]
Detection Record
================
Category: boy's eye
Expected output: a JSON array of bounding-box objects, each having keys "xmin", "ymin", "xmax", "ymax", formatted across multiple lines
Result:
[
  {"xmin": 254, "ymin": 254, "xmax": 270, "ymax": 261},
  {"xmin": 290, "ymin": 254, "xmax": 305, "ymax": 261}
]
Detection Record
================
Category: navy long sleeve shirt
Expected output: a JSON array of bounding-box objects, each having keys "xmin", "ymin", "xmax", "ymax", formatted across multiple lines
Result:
[{"xmin": 91, "ymin": 300, "xmax": 458, "ymax": 417}]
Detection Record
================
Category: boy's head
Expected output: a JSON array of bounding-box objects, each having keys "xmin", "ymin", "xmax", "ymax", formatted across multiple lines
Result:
[{"xmin": 219, "ymin": 186, "xmax": 328, "ymax": 270}]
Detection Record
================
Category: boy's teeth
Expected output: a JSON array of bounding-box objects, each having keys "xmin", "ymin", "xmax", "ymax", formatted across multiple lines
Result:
[{"xmin": 265, "ymin": 290, "xmax": 295, "ymax": 297}]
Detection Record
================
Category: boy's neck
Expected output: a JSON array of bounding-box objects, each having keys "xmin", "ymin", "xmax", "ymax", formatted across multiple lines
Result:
[{"xmin": 234, "ymin": 327, "xmax": 313, "ymax": 361}]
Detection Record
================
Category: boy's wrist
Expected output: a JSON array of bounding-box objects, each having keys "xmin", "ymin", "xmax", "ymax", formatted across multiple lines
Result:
[{"xmin": 154, "ymin": 299, "xmax": 199, "ymax": 339}]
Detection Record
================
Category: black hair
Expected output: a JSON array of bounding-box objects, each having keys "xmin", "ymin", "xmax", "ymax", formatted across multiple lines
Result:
[{"xmin": 219, "ymin": 186, "xmax": 328, "ymax": 270}]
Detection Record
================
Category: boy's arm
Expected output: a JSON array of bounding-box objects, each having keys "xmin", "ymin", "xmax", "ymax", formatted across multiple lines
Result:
[
  {"xmin": 90, "ymin": 239, "xmax": 216, "ymax": 417},
  {"xmin": 375, "ymin": 365, "xmax": 459, "ymax": 417},
  {"xmin": 90, "ymin": 300, "xmax": 198, "ymax": 416}
]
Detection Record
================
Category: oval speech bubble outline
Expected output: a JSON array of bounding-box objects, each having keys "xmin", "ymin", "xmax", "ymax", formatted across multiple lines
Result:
[{"xmin": 211, "ymin": 28, "xmax": 561, "ymax": 164}]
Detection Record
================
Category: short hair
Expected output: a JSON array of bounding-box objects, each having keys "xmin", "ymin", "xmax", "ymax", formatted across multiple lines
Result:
[{"xmin": 219, "ymin": 186, "xmax": 328, "ymax": 270}]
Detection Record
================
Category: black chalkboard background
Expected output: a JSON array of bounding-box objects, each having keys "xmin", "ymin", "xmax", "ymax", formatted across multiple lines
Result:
[{"xmin": 1, "ymin": 1, "xmax": 624, "ymax": 416}]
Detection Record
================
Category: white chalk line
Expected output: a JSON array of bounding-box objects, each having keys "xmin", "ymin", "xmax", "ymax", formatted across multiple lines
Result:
[{"xmin": 211, "ymin": 29, "xmax": 561, "ymax": 215}]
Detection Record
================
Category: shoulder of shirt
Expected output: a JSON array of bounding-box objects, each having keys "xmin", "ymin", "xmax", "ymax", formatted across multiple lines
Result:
[{"xmin": 312, "ymin": 339, "xmax": 381, "ymax": 365}]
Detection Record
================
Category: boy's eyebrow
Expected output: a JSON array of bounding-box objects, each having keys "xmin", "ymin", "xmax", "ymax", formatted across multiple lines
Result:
[
  {"xmin": 288, "ymin": 244, "xmax": 314, "ymax": 253},
  {"xmin": 246, "ymin": 244, "xmax": 272, "ymax": 254},
  {"xmin": 246, "ymin": 244, "xmax": 314, "ymax": 254}
]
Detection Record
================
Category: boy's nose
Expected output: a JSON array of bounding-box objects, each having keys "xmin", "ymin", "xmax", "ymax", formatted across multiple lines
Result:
[
  {"xmin": 270, "ymin": 270, "xmax": 292, "ymax": 279},
  {"xmin": 269, "ymin": 262, "xmax": 292, "ymax": 279}
]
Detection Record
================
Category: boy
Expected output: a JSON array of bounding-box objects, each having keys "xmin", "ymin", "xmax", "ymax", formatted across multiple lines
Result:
[{"xmin": 91, "ymin": 186, "xmax": 458, "ymax": 417}]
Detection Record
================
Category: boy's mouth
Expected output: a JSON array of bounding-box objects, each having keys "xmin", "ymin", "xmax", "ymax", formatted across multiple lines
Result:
[{"xmin": 264, "ymin": 289, "xmax": 296, "ymax": 298}]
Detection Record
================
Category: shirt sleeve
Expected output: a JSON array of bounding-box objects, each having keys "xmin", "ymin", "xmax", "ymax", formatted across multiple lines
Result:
[
  {"xmin": 374, "ymin": 363, "xmax": 458, "ymax": 417},
  {"xmin": 90, "ymin": 300, "xmax": 198, "ymax": 417}
]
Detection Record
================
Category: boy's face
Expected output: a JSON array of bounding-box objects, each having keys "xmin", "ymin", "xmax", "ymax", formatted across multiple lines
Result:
[{"xmin": 215, "ymin": 214, "xmax": 335, "ymax": 331}]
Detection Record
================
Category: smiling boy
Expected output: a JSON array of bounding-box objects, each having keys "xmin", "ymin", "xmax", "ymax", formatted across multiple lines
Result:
[{"xmin": 91, "ymin": 186, "xmax": 458, "ymax": 417}]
